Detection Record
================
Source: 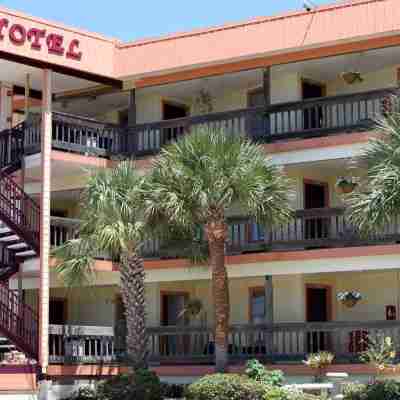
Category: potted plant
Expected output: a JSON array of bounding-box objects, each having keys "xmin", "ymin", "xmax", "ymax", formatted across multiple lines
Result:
[
  {"xmin": 336, "ymin": 177, "xmax": 358, "ymax": 194},
  {"xmin": 337, "ymin": 290, "xmax": 362, "ymax": 308},
  {"xmin": 360, "ymin": 333, "xmax": 397, "ymax": 382},
  {"xmin": 303, "ymin": 351, "xmax": 335, "ymax": 382},
  {"xmin": 179, "ymin": 298, "xmax": 203, "ymax": 319}
]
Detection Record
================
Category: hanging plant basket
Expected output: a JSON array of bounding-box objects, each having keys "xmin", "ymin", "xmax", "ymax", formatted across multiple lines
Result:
[
  {"xmin": 336, "ymin": 177, "xmax": 358, "ymax": 194},
  {"xmin": 337, "ymin": 291, "xmax": 362, "ymax": 308},
  {"xmin": 178, "ymin": 298, "xmax": 203, "ymax": 319},
  {"xmin": 342, "ymin": 298, "xmax": 359, "ymax": 308},
  {"xmin": 341, "ymin": 71, "xmax": 364, "ymax": 85}
]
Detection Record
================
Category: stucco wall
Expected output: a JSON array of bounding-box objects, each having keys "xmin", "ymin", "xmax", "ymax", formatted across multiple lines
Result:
[
  {"xmin": 270, "ymin": 71, "xmax": 301, "ymax": 104},
  {"xmin": 326, "ymin": 66, "xmax": 397, "ymax": 96},
  {"xmin": 26, "ymin": 269, "xmax": 400, "ymax": 327}
]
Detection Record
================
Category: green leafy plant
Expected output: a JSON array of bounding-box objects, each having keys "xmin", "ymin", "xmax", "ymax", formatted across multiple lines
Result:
[
  {"xmin": 360, "ymin": 333, "xmax": 396, "ymax": 377},
  {"xmin": 343, "ymin": 380, "xmax": 400, "ymax": 400},
  {"xmin": 264, "ymin": 386, "xmax": 321, "ymax": 400},
  {"xmin": 160, "ymin": 382, "xmax": 187, "ymax": 399},
  {"xmin": 303, "ymin": 352, "xmax": 334, "ymax": 382},
  {"xmin": 63, "ymin": 387, "xmax": 98, "ymax": 400},
  {"xmin": 245, "ymin": 359, "xmax": 284, "ymax": 387},
  {"xmin": 96, "ymin": 370, "xmax": 162, "ymax": 400},
  {"xmin": 185, "ymin": 373, "xmax": 268, "ymax": 400},
  {"xmin": 343, "ymin": 382, "xmax": 367, "ymax": 400}
]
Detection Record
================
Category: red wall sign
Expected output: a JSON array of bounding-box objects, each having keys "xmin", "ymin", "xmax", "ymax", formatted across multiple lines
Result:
[{"xmin": 0, "ymin": 18, "xmax": 82, "ymax": 61}]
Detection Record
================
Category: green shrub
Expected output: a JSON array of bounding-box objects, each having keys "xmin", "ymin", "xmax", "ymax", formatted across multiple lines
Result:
[
  {"xmin": 97, "ymin": 369, "xmax": 162, "ymax": 400},
  {"xmin": 186, "ymin": 373, "xmax": 268, "ymax": 400},
  {"xmin": 343, "ymin": 382, "xmax": 367, "ymax": 400},
  {"xmin": 264, "ymin": 386, "xmax": 321, "ymax": 400},
  {"xmin": 365, "ymin": 380, "xmax": 400, "ymax": 400},
  {"xmin": 344, "ymin": 380, "xmax": 400, "ymax": 400},
  {"xmin": 160, "ymin": 382, "xmax": 187, "ymax": 398},
  {"xmin": 63, "ymin": 387, "xmax": 98, "ymax": 400},
  {"xmin": 245, "ymin": 359, "xmax": 284, "ymax": 387}
]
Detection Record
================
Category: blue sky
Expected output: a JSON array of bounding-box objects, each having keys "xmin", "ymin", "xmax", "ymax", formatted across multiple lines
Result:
[{"xmin": 2, "ymin": 0, "xmax": 331, "ymax": 42}]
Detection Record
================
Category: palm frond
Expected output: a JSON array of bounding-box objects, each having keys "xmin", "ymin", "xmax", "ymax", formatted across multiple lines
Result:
[
  {"xmin": 52, "ymin": 237, "xmax": 97, "ymax": 287},
  {"xmin": 348, "ymin": 98, "xmax": 400, "ymax": 234},
  {"xmin": 144, "ymin": 126, "xmax": 294, "ymax": 246}
]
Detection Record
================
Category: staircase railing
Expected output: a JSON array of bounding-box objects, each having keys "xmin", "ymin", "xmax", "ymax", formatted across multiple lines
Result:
[
  {"xmin": 0, "ymin": 172, "xmax": 40, "ymax": 253},
  {"xmin": 0, "ymin": 123, "xmax": 24, "ymax": 174},
  {"xmin": 0, "ymin": 282, "xmax": 38, "ymax": 360}
]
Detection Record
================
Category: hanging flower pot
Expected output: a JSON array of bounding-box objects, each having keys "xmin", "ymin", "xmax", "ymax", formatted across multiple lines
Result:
[
  {"xmin": 343, "ymin": 298, "xmax": 358, "ymax": 308},
  {"xmin": 336, "ymin": 177, "xmax": 358, "ymax": 194},
  {"xmin": 178, "ymin": 298, "xmax": 203, "ymax": 319},
  {"xmin": 341, "ymin": 71, "xmax": 364, "ymax": 85},
  {"xmin": 337, "ymin": 291, "xmax": 362, "ymax": 308}
]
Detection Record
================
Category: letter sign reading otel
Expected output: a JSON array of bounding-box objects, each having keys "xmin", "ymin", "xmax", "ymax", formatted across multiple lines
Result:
[{"xmin": 0, "ymin": 18, "xmax": 82, "ymax": 61}]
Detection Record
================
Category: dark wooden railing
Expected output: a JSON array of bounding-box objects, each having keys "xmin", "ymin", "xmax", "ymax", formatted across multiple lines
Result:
[
  {"xmin": 0, "ymin": 172, "xmax": 40, "ymax": 252},
  {"xmin": 50, "ymin": 217, "xmax": 80, "ymax": 248},
  {"xmin": 49, "ymin": 324, "xmax": 115, "ymax": 363},
  {"xmin": 0, "ymin": 283, "xmax": 38, "ymax": 360},
  {"xmin": 269, "ymin": 207, "xmax": 400, "ymax": 249},
  {"xmin": 48, "ymin": 320, "xmax": 400, "ymax": 364},
  {"xmin": 17, "ymin": 88, "xmax": 394, "ymax": 160},
  {"xmin": 24, "ymin": 112, "xmax": 126, "ymax": 157},
  {"xmin": 131, "ymin": 88, "xmax": 394, "ymax": 156},
  {"xmin": 0, "ymin": 123, "xmax": 24, "ymax": 174},
  {"xmin": 50, "ymin": 207, "xmax": 400, "ymax": 258},
  {"xmin": 267, "ymin": 88, "xmax": 394, "ymax": 139},
  {"xmin": 130, "ymin": 107, "xmax": 263, "ymax": 156}
]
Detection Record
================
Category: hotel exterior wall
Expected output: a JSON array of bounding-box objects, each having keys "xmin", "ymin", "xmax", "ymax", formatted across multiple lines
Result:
[
  {"xmin": 0, "ymin": 6, "xmax": 116, "ymax": 78},
  {"xmin": 23, "ymin": 270, "xmax": 400, "ymax": 328}
]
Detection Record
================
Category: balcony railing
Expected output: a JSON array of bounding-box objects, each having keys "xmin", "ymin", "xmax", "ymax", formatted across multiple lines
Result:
[
  {"xmin": 19, "ymin": 88, "xmax": 395, "ymax": 159},
  {"xmin": 48, "ymin": 320, "xmax": 400, "ymax": 364},
  {"xmin": 50, "ymin": 207, "xmax": 400, "ymax": 260},
  {"xmin": 24, "ymin": 112, "xmax": 127, "ymax": 157}
]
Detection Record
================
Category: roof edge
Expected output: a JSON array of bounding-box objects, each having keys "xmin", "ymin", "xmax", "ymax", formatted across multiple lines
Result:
[
  {"xmin": 0, "ymin": 5, "xmax": 121, "ymax": 44},
  {"xmin": 118, "ymin": 0, "xmax": 387, "ymax": 49}
]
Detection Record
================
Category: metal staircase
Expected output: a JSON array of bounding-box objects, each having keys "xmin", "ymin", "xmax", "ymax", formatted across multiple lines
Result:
[{"xmin": 0, "ymin": 123, "xmax": 39, "ymax": 360}]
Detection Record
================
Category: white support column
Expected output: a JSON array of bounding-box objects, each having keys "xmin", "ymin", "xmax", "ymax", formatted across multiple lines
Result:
[
  {"xmin": 0, "ymin": 83, "xmax": 12, "ymax": 131},
  {"xmin": 265, "ymin": 275, "xmax": 274, "ymax": 355},
  {"xmin": 39, "ymin": 69, "xmax": 52, "ymax": 373}
]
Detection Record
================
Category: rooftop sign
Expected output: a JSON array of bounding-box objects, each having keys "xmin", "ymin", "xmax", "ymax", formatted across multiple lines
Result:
[{"xmin": 0, "ymin": 18, "xmax": 82, "ymax": 61}]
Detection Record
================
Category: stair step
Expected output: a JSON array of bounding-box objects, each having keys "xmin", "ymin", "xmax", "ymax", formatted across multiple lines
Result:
[
  {"xmin": 0, "ymin": 235, "xmax": 19, "ymax": 242},
  {"xmin": 15, "ymin": 250, "xmax": 36, "ymax": 257},
  {"xmin": 7, "ymin": 243, "xmax": 28, "ymax": 250},
  {"xmin": 0, "ymin": 227, "xmax": 11, "ymax": 234}
]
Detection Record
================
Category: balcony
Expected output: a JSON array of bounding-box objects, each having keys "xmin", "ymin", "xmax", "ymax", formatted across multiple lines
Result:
[
  {"xmin": 49, "ymin": 207, "xmax": 400, "ymax": 261},
  {"xmin": 19, "ymin": 88, "xmax": 394, "ymax": 160},
  {"xmin": 48, "ymin": 320, "xmax": 400, "ymax": 365}
]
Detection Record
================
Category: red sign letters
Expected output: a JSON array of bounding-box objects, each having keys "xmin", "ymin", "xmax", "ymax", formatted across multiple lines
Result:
[{"xmin": 0, "ymin": 18, "xmax": 82, "ymax": 61}]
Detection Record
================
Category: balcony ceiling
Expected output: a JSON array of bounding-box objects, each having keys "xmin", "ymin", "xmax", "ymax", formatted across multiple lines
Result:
[
  {"xmin": 0, "ymin": 58, "xmax": 98, "ymax": 93},
  {"xmin": 274, "ymin": 46, "xmax": 400, "ymax": 82},
  {"xmin": 52, "ymin": 45, "xmax": 400, "ymax": 119}
]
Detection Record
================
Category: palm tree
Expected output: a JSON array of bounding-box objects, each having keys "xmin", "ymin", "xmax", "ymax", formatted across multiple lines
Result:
[
  {"xmin": 53, "ymin": 161, "xmax": 148, "ymax": 370},
  {"xmin": 348, "ymin": 98, "xmax": 400, "ymax": 233},
  {"xmin": 143, "ymin": 128, "xmax": 293, "ymax": 371}
]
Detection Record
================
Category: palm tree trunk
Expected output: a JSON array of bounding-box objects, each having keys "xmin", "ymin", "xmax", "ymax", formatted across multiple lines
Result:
[
  {"xmin": 120, "ymin": 250, "xmax": 148, "ymax": 370},
  {"xmin": 206, "ymin": 220, "xmax": 229, "ymax": 373}
]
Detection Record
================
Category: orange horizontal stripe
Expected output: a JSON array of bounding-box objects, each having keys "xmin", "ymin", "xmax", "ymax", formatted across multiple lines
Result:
[
  {"xmin": 47, "ymin": 363, "xmax": 390, "ymax": 378},
  {"xmin": 50, "ymin": 244, "xmax": 400, "ymax": 273}
]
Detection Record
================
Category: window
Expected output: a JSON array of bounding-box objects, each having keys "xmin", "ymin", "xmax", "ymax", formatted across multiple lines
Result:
[{"xmin": 250, "ymin": 288, "xmax": 265, "ymax": 324}]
